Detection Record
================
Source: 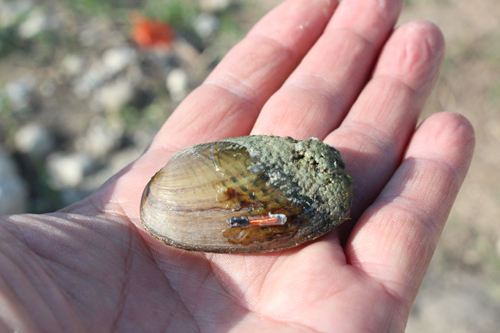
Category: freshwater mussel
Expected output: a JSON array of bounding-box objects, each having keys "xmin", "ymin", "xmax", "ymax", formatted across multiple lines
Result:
[{"xmin": 140, "ymin": 135, "xmax": 353, "ymax": 253}]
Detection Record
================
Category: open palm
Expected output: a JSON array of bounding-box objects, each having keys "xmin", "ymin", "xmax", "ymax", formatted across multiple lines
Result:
[{"xmin": 0, "ymin": 0, "xmax": 474, "ymax": 332}]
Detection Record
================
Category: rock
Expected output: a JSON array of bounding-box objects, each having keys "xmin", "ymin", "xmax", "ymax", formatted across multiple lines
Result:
[
  {"xmin": 82, "ymin": 147, "xmax": 142, "ymax": 192},
  {"xmin": 102, "ymin": 46, "xmax": 137, "ymax": 77},
  {"xmin": 14, "ymin": 123, "xmax": 55, "ymax": 159},
  {"xmin": 74, "ymin": 47, "xmax": 138, "ymax": 101},
  {"xmin": 73, "ymin": 61, "xmax": 108, "ymax": 98},
  {"xmin": 193, "ymin": 13, "xmax": 220, "ymax": 40},
  {"xmin": 4, "ymin": 76, "xmax": 36, "ymax": 111},
  {"xmin": 79, "ymin": 27, "xmax": 98, "ymax": 47},
  {"xmin": 46, "ymin": 152, "xmax": 94, "ymax": 189},
  {"xmin": 0, "ymin": 148, "xmax": 28, "ymax": 214},
  {"xmin": 172, "ymin": 39, "xmax": 210, "ymax": 81},
  {"xmin": 18, "ymin": 7, "xmax": 47, "ymax": 39},
  {"xmin": 61, "ymin": 54, "xmax": 86, "ymax": 77},
  {"xmin": 0, "ymin": 0, "xmax": 34, "ymax": 28},
  {"xmin": 39, "ymin": 80, "xmax": 56, "ymax": 97},
  {"xmin": 200, "ymin": 0, "xmax": 231, "ymax": 12},
  {"xmin": 78, "ymin": 19, "xmax": 108, "ymax": 47},
  {"xmin": 166, "ymin": 68, "xmax": 189, "ymax": 102},
  {"xmin": 75, "ymin": 116, "xmax": 124, "ymax": 158},
  {"xmin": 94, "ymin": 78, "xmax": 135, "ymax": 112}
]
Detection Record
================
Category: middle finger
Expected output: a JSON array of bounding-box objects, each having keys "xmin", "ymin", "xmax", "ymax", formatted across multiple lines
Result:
[
  {"xmin": 252, "ymin": 0, "xmax": 404, "ymax": 139},
  {"xmin": 327, "ymin": 21, "xmax": 445, "ymax": 223}
]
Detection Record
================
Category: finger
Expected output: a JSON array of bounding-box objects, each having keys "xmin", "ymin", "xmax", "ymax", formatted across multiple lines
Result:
[
  {"xmin": 150, "ymin": 0, "xmax": 338, "ymax": 151},
  {"xmin": 346, "ymin": 112, "xmax": 475, "ymax": 317},
  {"xmin": 251, "ymin": 0, "xmax": 403, "ymax": 139},
  {"xmin": 325, "ymin": 21, "xmax": 445, "ymax": 222}
]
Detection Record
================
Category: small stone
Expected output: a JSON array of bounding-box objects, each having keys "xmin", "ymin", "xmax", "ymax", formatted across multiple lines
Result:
[
  {"xmin": 170, "ymin": 39, "xmax": 209, "ymax": 80},
  {"xmin": 61, "ymin": 54, "xmax": 85, "ymax": 77},
  {"xmin": 94, "ymin": 78, "xmax": 135, "ymax": 112},
  {"xmin": 47, "ymin": 152, "xmax": 94, "ymax": 189},
  {"xmin": 200, "ymin": 0, "xmax": 231, "ymax": 12},
  {"xmin": 0, "ymin": 0, "xmax": 34, "ymax": 28},
  {"xmin": 14, "ymin": 123, "xmax": 55, "ymax": 159},
  {"xmin": 102, "ymin": 46, "xmax": 137, "ymax": 76},
  {"xmin": 18, "ymin": 8, "xmax": 47, "ymax": 39},
  {"xmin": 82, "ymin": 147, "xmax": 142, "ymax": 192},
  {"xmin": 193, "ymin": 13, "xmax": 220, "ymax": 40},
  {"xmin": 0, "ymin": 148, "xmax": 28, "ymax": 214},
  {"xmin": 39, "ymin": 80, "xmax": 56, "ymax": 97},
  {"xmin": 463, "ymin": 248, "xmax": 481, "ymax": 267},
  {"xmin": 75, "ymin": 116, "xmax": 124, "ymax": 158},
  {"xmin": 4, "ymin": 76, "xmax": 36, "ymax": 111},
  {"xmin": 79, "ymin": 28, "xmax": 98, "ymax": 47},
  {"xmin": 73, "ymin": 62, "xmax": 107, "ymax": 98},
  {"xmin": 166, "ymin": 68, "xmax": 189, "ymax": 102}
]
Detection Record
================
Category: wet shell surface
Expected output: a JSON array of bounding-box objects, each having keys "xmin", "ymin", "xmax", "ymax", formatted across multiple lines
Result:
[{"xmin": 140, "ymin": 135, "xmax": 353, "ymax": 253}]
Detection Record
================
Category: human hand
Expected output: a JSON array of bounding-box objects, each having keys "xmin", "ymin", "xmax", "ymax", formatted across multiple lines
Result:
[{"xmin": 0, "ymin": 0, "xmax": 474, "ymax": 331}]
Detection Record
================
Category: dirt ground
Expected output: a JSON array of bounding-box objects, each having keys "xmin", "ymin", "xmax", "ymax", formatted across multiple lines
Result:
[{"xmin": 399, "ymin": 0, "xmax": 500, "ymax": 331}]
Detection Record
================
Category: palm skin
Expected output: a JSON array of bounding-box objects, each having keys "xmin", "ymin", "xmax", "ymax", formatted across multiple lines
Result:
[{"xmin": 0, "ymin": 0, "xmax": 475, "ymax": 332}]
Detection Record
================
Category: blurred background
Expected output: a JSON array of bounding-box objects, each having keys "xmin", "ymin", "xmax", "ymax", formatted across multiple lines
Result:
[{"xmin": 0, "ymin": 0, "xmax": 499, "ymax": 331}]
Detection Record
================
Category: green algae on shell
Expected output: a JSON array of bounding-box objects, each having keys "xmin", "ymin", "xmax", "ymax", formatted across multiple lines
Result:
[{"xmin": 140, "ymin": 135, "xmax": 353, "ymax": 253}]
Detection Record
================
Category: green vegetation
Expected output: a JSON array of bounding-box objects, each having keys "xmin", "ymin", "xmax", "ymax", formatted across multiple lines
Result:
[
  {"xmin": 0, "ymin": 25, "xmax": 19, "ymax": 57},
  {"xmin": 64, "ymin": 0, "xmax": 120, "ymax": 16},
  {"xmin": 142, "ymin": 0, "xmax": 198, "ymax": 32}
]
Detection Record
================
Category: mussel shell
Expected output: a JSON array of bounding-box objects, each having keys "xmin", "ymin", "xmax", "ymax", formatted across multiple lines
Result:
[{"xmin": 140, "ymin": 136, "xmax": 353, "ymax": 253}]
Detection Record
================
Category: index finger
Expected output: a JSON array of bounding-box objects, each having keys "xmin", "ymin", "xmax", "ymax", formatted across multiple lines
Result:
[{"xmin": 150, "ymin": 0, "xmax": 338, "ymax": 152}]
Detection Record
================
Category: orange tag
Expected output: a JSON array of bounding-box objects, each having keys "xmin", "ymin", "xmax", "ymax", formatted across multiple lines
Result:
[
  {"xmin": 228, "ymin": 214, "xmax": 287, "ymax": 228},
  {"xmin": 130, "ymin": 12, "xmax": 174, "ymax": 51}
]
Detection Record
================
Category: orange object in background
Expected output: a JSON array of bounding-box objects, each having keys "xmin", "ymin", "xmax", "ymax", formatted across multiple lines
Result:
[{"xmin": 130, "ymin": 12, "xmax": 175, "ymax": 51}]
